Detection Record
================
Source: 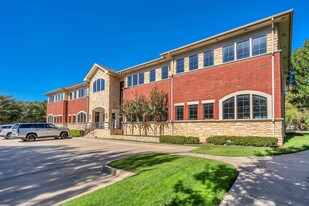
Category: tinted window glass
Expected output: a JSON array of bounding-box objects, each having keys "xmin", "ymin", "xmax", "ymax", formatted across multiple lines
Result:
[
  {"xmin": 223, "ymin": 97, "xmax": 235, "ymax": 119},
  {"xmin": 176, "ymin": 59, "xmax": 184, "ymax": 73},
  {"xmin": 161, "ymin": 66, "xmax": 168, "ymax": 79},
  {"xmin": 203, "ymin": 103, "xmax": 214, "ymax": 119},
  {"xmin": 175, "ymin": 106, "xmax": 184, "ymax": 120},
  {"xmin": 12, "ymin": 124, "xmax": 19, "ymax": 129},
  {"xmin": 223, "ymin": 44, "xmax": 235, "ymax": 63},
  {"xmin": 127, "ymin": 76, "xmax": 132, "ymax": 87},
  {"xmin": 253, "ymin": 95, "xmax": 268, "ymax": 119},
  {"xmin": 237, "ymin": 95, "xmax": 250, "ymax": 119},
  {"xmin": 204, "ymin": 50, "xmax": 214, "ymax": 67},
  {"xmin": 252, "ymin": 36, "xmax": 267, "ymax": 56},
  {"xmin": 237, "ymin": 40, "xmax": 250, "ymax": 59},
  {"xmin": 19, "ymin": 124, "xmax": 33, "ymax": 128},
  {"xmin": 189, "ymin": 105, "xmax": 198, "ymax": 120},
  {"xmin": 189, "ymin": 55, "xmax": 198, "ymax": 70},
  {"xmin": 150, "ymin": 70, "xmax": 156, "ymax": 82},
  {"xmin": 133, "ymin": 74, "xmax": 138, "ymax": 86},
  {"xmin": 139, "ymin": 73, "xmax": 144, "ymax": 84},
  {"xmin": 37, "ymin": 124, "xmax": 45, "ymax": 128}
]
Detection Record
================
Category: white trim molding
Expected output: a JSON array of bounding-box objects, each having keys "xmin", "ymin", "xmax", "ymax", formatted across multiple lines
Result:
[
  {"xmin": 187, "ymin": 101, "xmax": 199, "ymax": 105},
  {"xmin": 174, "ymin": 102, "xmax": 185, "ymax": 106},
  {"xmin": 201, "ymin": 99, "xmax": 215, "ymax": 104},
  {"xmin": 218, "ymin": 90, "xmax": 272, "ymax": 120}
]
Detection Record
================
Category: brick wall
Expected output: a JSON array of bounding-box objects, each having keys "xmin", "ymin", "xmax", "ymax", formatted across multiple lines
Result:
[{"xmin": 46, "ymin": 101, "xmax": 66, "ymax": 123}]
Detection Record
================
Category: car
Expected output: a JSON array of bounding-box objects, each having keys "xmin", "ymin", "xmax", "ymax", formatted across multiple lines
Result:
[
  {"xmin": 0, "ymin": 124, "xmax": 13, "ymax": 139},
  {"xmin": 11, "ymin": 123, "xmax": 70, "ymax": 141}
]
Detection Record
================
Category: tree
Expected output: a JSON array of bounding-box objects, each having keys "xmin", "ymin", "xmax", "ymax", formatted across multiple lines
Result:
[
  {"xmin": 0, "ymin": 96, "xmax": 22, "ymax": 124},
  {"xmin": 290, "ymin": 39, "xmax": 309, "ymax": 109},
  {"xmin": 145, "ymin": 86, "xmax": 168, "ymax": 136}
]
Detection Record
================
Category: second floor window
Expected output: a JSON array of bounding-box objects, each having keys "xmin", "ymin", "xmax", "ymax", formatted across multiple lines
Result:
[
  {"xmin": 204, "ymin": 50, "xmax": 214, "ymax": 67},
  {"xmin": 189, "ymin": 55, "xmax": 198, "ymax": 70},
  {"xmin": 252, "ymin": 35, "xmax": 267, "ymax": 56},
  {"xmin": 176, "ymin": 58, "xmax": 184, "ymax": 73},
  {"xmin": 133, "ymin": 74, "xmax": 138, "ymax": 86},
  {"xmin": 150, "ymin": 70, "xmax": 156, "ymax": 82},
  {"xmin": 139, "ymin": 73, "xmax": 144, "ymax": 85},
  {"xmin": 127, "ymin": 76, "xmax": 132, "ymax": 87},
  {"xmin": 223, "ymin": 44, "xmax": 235, "ymax": 63},
  {"xmin": 93, "ymin": 78, "xmax": 105, "ymax": 92},
  {"xmin": 237, "ymin": 40, "xmax": 250, "ymax": 59},
  {"xmin": 162, "ymin": 66, "xmax": 168, "ymax": 79}
]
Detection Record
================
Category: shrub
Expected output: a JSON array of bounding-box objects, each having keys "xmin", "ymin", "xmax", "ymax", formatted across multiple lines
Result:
[
  {"xmin": 159, "ymin": 135, "xmax": 200, "ymax": 144},
  {"xmin": 206, "ymin": 136, "xmax": 278, "ymax": 147},
  {"xmin": 69, "ymin": 130, "xmax": 85, "ymax": 137}
]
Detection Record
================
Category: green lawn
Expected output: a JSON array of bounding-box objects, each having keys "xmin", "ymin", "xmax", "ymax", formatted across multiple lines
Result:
[
  {"xmin": 191, "ymin": 133, "xmax": 309, "ymax": 157},
  {"xmin": 63, "ymin": 153, "xmax": 238, "ymax": 206}
]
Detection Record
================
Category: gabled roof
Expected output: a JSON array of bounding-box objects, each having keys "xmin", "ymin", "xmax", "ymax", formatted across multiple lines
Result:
[{"xmin": 83, "ymin": 63, "xmax": 120, "ymax": 82}]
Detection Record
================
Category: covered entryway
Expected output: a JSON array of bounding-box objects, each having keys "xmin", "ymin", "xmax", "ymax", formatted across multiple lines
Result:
[{"xmin": 92, "ymin": 107, "xmax": 106, "ymax": 129}]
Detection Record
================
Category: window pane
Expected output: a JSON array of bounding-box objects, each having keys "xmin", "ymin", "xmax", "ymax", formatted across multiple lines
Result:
[
  {"xmin": 93, "ymin": 81, "xmax": 97, "ymax": 92},
  {"xmin": 97, "ymin": 79, "xmax": 101, "ymax": 91},
  {"xmin": 223, "ymin": 44, "xmax": 235, "ymax": 63},
  {"xmin": 150, "ymin": 70, "xmax": 156, "ymax": 82},
  {"xmin": 237, "ymin": 40, "xmax": 250, "ymax": 59},
  {"xmin": 176, "ymin": 59, "xmax": 184, "ymax": 73},
  {"xmin": 237, "ymin": 95, "xmax": 250, "ymax": 119},
  {"xmin": 175, "ymin": 106, "xmax": 184, "ymax": 120},
  {"xmin": 139, "ymin": 73, "xmax": 144, "ymax": 84},
  {"xmin": 189, "ymin": 105, "xmax": 198, "ymax": 120},
  {"xmin": 189, "ymin": 55, "xmax": 198, "ymax": 70},
  {"xmin": 223, "ymin": 97, "xmax": 235, "ymax": 119},
  {"xmin": 101, "ymin": 79, "xmax": 105, "ymax": 90},
  {"xmin": 203, "ymin": 103, "xmax": 213, "ymax": 119},
  {"xmin": 253, "ymin": 95, "xmax": 268, "ymax": 118},
  {"xmin": 133, "ymin": 74, "xmax": 138, "ymax": 86},
  {"xmin": 128, "ymin": 76, "xmax": 132, "ymax": 87},
  {"xmin": 204, "ymin": 50, "xmax": 214, "ymax": 67},
  {"xmin": 162, "ymin": 66, "xmax": 168, "ymax": 79},
  {"xmin": 252, "ymin": 36, "xmax": 267, "ymax": 56}
]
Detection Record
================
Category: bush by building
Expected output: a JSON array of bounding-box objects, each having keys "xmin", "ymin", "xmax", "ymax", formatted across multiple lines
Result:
[
  {"xmin": 69, "ymin": 130, "xmax": 85, "ymax": 137},
  {"xmin": 159, "ymin": 135, "xmax": 200, "ymax": 144},
  {"xmin": 206, "ymin": 136, "xmax": 278, "ymax": 147}
]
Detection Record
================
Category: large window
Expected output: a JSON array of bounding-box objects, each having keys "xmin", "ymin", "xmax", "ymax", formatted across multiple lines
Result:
[
  {"xmin": 252, "ymin": 35, "xmax": 267, "ymax": 56},
  {"xmin": 223, "ymin": 44, "xmax": 235, "ymax": 63},
  {"xmin": 204, "ymin": 50, "xmax": 214, "ymax": 67},
  {"xmin": 222, "ymin": 93, "xmax": 269, "ymax": 120},
  {"xmin": 139, "ymin": 73, "xmax": 144, "ymax": 85},
  {"xmin": 176, "ymin": 58, "xmax": 184, "ymax": 73},
  {"xmin": 162, "ymin": 66, "xmax": 168, "ymax": 79},
  {"xmin": 133, "ymin": 74, "xmax": 138, "ymax": 86},
  {"xmin": 93, "ymin": 79, "xmax": 105, "ymax": 92},
  {"xmin": 127, "ymin": 76, "xmax": 132, "ymax": 87},
  {"xmin": 237, "ymin": 95, "xmax": 250, "ymax": 119},
  {"xmin": 189, "ymin": 55, "xmax": 198, "ymax": 70},
  {"xmin": 237, "ymin": 40, "xmax": 250, "ymax": 60},
  {"xmin": 253, "ymin": 95, "xmax": 268, "ymax": 119},
  {"xmin": 188, "ymin": 105, "xmax": 198, "ymax": 120},
  {"xmin": 47, "ymin": 115, "xmax": 53, "ymax": 123},
  {"xmin": 175, "ymin": 106, "xmax": 184, "ymax": 120},
  {"xmin": 150, "ymin": 70, "xmax": 156, "ymax": 82},
  {"xmin": 77, "ymin": 112, "xmax": 87, "ymax": 123},
  {"xmin": 78, "ymin": 88, "xmax": 88, "ymax": 98},
  {"xmin": 203, "ymin": 103, "xmax": 213, "ymax": 119}
]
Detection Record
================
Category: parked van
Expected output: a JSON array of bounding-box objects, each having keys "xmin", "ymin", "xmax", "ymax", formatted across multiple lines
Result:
[
  {"xmin": 11, "ymin": 123, "xmax": 70, "ymax": 141},
  {"xmin": 0, "ymin": 124, "xmax": 13, "ymax": 139}
]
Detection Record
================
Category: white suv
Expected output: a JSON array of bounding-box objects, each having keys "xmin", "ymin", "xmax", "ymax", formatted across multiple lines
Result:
[
  {"xmin": 11, "ymin": 123, "xmax": 70, "ymax": 141},
  {"xmin": 0, "ymin": 124, "xmax": 13, "ymax": 139}
]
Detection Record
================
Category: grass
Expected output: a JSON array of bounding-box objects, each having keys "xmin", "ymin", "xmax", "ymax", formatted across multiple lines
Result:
[
  {"xmin": 191, "ymin": 133, "xmax": 309, "ymax": 157},
  {"xmin": 63, "ymin": 153, "xmax": 238, "ymax": 206}
]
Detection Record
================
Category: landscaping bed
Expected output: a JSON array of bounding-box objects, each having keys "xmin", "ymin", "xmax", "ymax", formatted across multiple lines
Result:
[
  {"xmin": 191, "ymin": 133, "xmax": 309, "ymax": 156},
  {"xmin": 63, "ymin": 153, "xmax": 237, "ymax": 206}
]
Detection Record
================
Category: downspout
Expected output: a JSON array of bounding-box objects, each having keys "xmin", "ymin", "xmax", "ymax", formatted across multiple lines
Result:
[
  {"xmin": 169, "ymin": 53, "xmax": 174, "ymax": 135},
  {"xmin": 271, "ymin": 18, "xmax": 275, "ymax": 137}
]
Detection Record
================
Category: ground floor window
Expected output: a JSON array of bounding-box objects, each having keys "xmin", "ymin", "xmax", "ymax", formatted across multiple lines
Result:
[
  {"xmin": 203, "ymin": 103, "xmax": 213, "ymax": 119},
  {"xmin": 77, "ymin": 112, "xmax": 87, "ymax": 123},
  {"xmin": 47, "ymin": 115, "xmax": 53, "ymax": 123},
  {"xmin": 188, "ymin": 105, "xmax": 198, "ymax": 120},
  {"xmin": 175, "ymin": 106, "xmax": 184, "ymax": 120}
]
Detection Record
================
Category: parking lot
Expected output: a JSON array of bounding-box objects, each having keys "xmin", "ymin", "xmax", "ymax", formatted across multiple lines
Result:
[{"xmin": 0, "ymin": 137, "xmax": 196, "ymax": 206}]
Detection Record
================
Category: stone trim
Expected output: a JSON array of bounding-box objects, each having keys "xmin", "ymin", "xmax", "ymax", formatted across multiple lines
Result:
[
  {"xmin": 187, "ymin": 101, "xmax": 199, "ymax": 105},
  {"xmin": 201, "ymin": 100, "xmax": 215, "ymax": 104},
  {"xmin": 174, "ymin": 102, "xmax": 185, "ymax": 106}
]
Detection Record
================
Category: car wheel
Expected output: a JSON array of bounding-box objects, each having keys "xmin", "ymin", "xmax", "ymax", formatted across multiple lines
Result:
[
  {"xmin": 26, "ymin": 134, "xmax": 36, "ymax": 141},
  {"xmin": 60, "ymin": 132, "xmax": 68, "ymax": 139},
  {"xmin": 6, "ymin": 133, "xmax": 12, "ymax": 139},
  {"xmin": 55, "ymin": 137, "xmax": 59, "ymax": 139}
]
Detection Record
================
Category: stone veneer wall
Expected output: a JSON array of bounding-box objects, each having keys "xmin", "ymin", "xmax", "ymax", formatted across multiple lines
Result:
[
  {"xmin": 123, "ymin": 120, "xmax": 284, "ymax": 145},
  {"xmin": 94, "ymin": 129, "xmax": 159, "ymax": 142}
]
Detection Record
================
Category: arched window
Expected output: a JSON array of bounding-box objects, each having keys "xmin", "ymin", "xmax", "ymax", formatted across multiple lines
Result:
[
  {"xmin": 220, "ymin": 91, "xmax": 270, "ymax": 120},
  {"xmin": 77, "ymin": 112, "xmax": 87, "ymax": 123},
  {"xmin": 93, "ymin": 78, "xmax": 105, "ymax": 92},
  {"xmin": 47, "ymin": 115, "xmax": 53, "ymax": 123}
]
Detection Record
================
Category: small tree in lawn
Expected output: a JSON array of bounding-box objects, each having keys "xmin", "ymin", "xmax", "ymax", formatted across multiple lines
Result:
[
  {"xmin": 130, "ymin": 92, "xmax": 148, "ymax": 135},
  {"xmin": 119, "ymin": 99, "xmax": 135, "ymax": 134},
  {"xmin": 145, "ymin": 86, "xmax": 168, "ymax": 136}
]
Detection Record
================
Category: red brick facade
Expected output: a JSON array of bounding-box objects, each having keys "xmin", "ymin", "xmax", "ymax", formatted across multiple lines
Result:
[{"xmin": 123, "ymin": 53, "xmax": 283, "ymax": 120}]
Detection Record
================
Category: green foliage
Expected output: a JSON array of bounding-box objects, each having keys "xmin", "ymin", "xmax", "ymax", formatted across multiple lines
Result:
[
  {"xmin": 206, "ymin": 136, "xmax": 278, "ymax": 147},
  {"xmin": 145, "ymin": 86, "xmax": 168, "ymax": 122},
  {"xmin": 290, "ymin": 39, "xmax": 309, "ymax": 109},
  {"xmin": 69, "ymin": 130, "xmax": 85, "ymax": 137},
  {"xmin": 0, "ymin": 95, "xmax": 22, "ymax": 124},
  {"xmin": 159, "ymin": 135, "xmax": 200, "ymax": 144}
]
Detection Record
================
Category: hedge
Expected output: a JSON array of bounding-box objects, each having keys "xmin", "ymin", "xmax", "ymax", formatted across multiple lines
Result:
[
  {"xmin": 206, "ymin": 136, "xmax": 278, "ymax": 147},
  {"xmin": 159, "ymin": 135, "xmax": 200, "ymax": 144},
  {"xmin": 69, "ymin": 130, "xmax": 85, "ymax": 137}
]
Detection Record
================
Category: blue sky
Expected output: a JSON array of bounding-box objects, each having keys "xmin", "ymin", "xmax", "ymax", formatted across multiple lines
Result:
[{"xmin": 0, "ymin": 0, "xmax": 308, "ymax": 101}]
